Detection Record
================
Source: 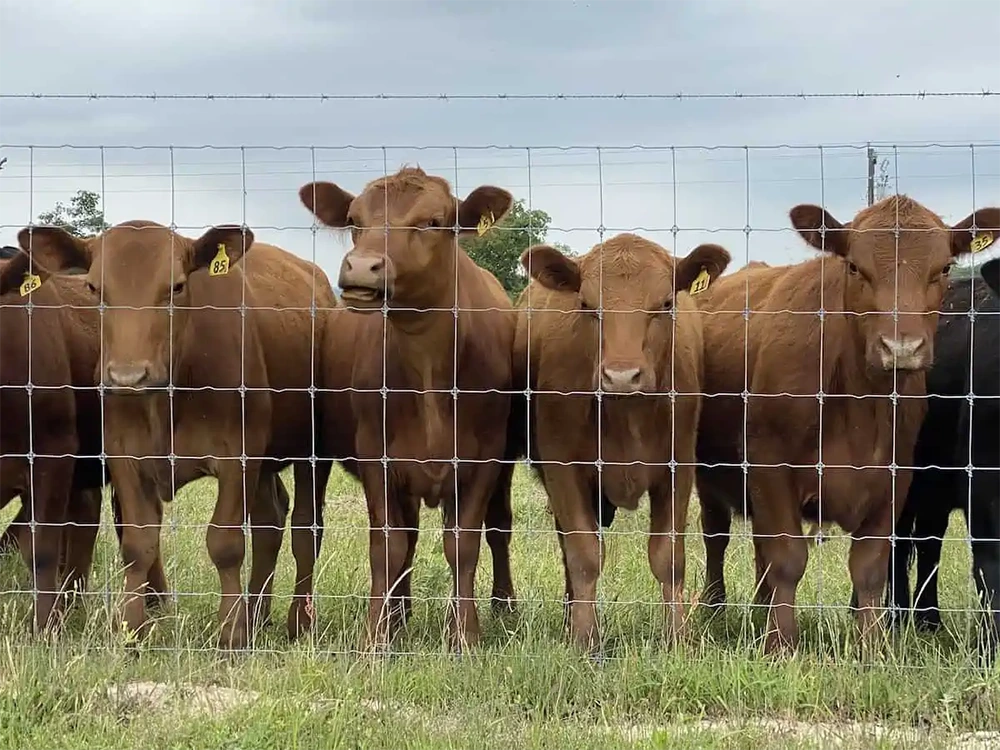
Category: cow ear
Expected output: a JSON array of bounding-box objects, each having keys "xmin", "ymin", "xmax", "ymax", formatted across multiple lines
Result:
[
  {"xmin": 300, "ymin": 181, "xmax": 355, "ymax": 229},
  {"xmin": 189, "ymin": 225, "xmax": 255, "ymax": 275},
  {"xmin": 790, "ymin": 204, "xmax": 850, "ymax": 258},
  {"xmin": 2, "ymin": 226, "xmax": 93, "ymax": 296},
  {"xmin": 950, "ymin": 207, "xmax": 1000, "ymax": 258},
  {"xmin": 676, "ymin": 243, "xmax": 731, "ymax": 296},
  {"xmin": 456, "ymin": 186, "xmax": 514, "ymax": 236},
  {"xmin": 521, "ymin": 244, "xmax": 581, "ymax": 293}
]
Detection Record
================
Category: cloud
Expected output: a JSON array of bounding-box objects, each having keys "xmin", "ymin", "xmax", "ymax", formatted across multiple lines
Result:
[{"xmin": 1, "ymin": 0, "xmax": 998, "ymax": 281}]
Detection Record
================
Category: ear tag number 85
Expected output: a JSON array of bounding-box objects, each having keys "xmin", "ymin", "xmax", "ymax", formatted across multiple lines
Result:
[{"xmin": 209, "ymin": 244, "xmax": 230, "ymax": 276}]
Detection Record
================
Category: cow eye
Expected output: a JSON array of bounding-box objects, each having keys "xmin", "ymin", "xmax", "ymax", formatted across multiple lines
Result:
[
  {"xmin": 84, "ymin": 281, "xmax": 99, "ymax": 295},
  {"xmin": 172, "ymin": 280, "xmax": 186, "ymax": 296},
  {"xmin": 941, "ymin": 262, "xmax": 954, "ymax": 278},
  {"xmin": 847, "ymin": 261, "xmax": 860, "ymax": 276},
  {"xmin": 661, "ymin": 298, "xmax": 674, "ymax": 312}
]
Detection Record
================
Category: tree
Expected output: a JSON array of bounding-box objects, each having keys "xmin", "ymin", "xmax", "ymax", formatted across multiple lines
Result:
[
  {"xmin": 36, "ymin": 189, "xmax": 109, "ymax": 237},
  {"xmin": 462, "ymin": 198, "xmax": 574, "ymax": 299}
]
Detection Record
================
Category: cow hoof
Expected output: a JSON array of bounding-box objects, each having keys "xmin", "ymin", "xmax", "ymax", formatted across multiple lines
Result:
[
  {"xmin": 914, "ymin": 612, "xmax": 942, "ymax": 633},
  {"xmin": 491, "ymin": 594, "xmax": 517, "ymax": 618},
  {"xmin": 286, "ymin": 597, "xmax": 316, "ymax": 642}
]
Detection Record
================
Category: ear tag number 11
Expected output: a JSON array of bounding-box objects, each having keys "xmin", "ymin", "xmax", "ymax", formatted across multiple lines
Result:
[
  {"xmin": 688, "ymin": 267, "xmax": 711, "ymax": 296},
  {"xmin": 209, "ymin": 244, "xmax": 230, "ymax": 276}
]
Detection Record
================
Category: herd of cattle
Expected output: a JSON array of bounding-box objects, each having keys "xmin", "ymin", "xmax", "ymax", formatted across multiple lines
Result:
[{"xmin": 0, "ymin": 166, "xmax": 998, "ymax": 666}]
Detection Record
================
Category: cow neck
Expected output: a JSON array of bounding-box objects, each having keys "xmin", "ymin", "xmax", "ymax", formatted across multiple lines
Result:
[
  {"xmin": 387, "ymin": 270, "xmax": 462, "ymax": 474},
  {"xmin": 600, "ymin": 393, "xmax": 655, "ymax": 445}
]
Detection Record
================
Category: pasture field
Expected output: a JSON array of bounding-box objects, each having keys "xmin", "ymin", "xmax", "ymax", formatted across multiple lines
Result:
[{"xmin": 0, "ymin": 464, "xmax": 997, "ymax": 749}]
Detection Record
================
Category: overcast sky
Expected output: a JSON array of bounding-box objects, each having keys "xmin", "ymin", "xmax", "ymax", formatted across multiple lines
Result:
[{"xmin": 1, "ymin": 0, "xmax": 999, "ymax": 282}]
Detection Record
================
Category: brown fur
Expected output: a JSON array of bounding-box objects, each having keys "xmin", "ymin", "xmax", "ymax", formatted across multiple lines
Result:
[
  {"xmin": 13, "ymin": 221, "xmax": 338, "ymax": 648},
  {"xmin": 693, "ymin": 195, "xmax": 1000, "ymax": 653},
  {"xmin": 514, "ymin": 233, "xmax": 731, "ymax": 651},
  {"xmin": 0, "ymin": 256, "xmax": 170, "ymax": 628},
  {"xmin": 301, "ymin": 166, "xmax": 518, "ymax": 651}
]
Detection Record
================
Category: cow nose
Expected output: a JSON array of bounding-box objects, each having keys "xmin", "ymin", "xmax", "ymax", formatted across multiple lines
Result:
[
  {"xmin": 105, "ymin": 362, "xmax": 151, "ymax": 389},
  {"xmin": 878, "ymin": 335, "xmax": 927, "ymax": 369},
  {"xmin": 343, "ymin": 256, "xmax": 385, "ymax": 275},
  {"xmin": 600, "ymin": 366, "xmax": 643, "ymax": 393},
  {"xmin": 339, "ymin": 254, "xmax": 386, "ymax": 287}
]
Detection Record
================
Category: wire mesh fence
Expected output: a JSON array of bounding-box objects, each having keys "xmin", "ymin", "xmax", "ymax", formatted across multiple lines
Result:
[{"xmin": 0, "ymin": 136, "xmax": 998, "ymax": 681}]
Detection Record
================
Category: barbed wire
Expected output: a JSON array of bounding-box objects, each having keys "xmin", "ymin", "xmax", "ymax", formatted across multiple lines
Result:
[{"xmin": 1, "ymin": 89, "xmax": 997, "ymax": 102}]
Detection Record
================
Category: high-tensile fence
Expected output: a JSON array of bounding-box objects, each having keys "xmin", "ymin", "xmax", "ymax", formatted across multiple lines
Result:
[{"xmin": 0, "ymin": 90, "xmax": 998, "ymax": 746}]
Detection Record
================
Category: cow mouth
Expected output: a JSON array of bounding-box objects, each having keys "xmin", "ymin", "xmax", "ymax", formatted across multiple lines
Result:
[{"xmin": 340, "ymin": 286, "xmax": 386, "ymax": 305}]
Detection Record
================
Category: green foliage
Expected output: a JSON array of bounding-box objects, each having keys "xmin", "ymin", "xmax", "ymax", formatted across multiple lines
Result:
[
  {"xmin": 36, "ymin": 189, "xmax": 109, "ymax": 237},
  {"xmin": 462, "ymin": 199, "xmax": 574, "ymax": 299}
]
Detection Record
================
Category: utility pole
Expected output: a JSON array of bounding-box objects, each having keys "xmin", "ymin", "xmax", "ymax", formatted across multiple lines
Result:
[{"xmin": 866, "ymin": 146, "xmax": 877, "ymax": 207}]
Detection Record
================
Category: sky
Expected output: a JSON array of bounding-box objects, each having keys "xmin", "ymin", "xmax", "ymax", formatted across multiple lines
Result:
[{"xmin": 1, "ymin": 0, "xmax": 999, "ymax": 283}]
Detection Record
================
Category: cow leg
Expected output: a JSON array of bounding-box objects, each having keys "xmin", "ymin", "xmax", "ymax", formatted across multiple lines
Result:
[
  {"xmin": 751, "ymin": 536, "xmax": 774, "ymax": 611},
  {"xmin": 59, "ymin": 487, "xmax": 103, "ymax": 599},
  {"xmin": 747, "ymin": 463, "xmax": 808, "ymax": 654},
  {"xmin": 698, "ymin": 477, "xmax": 732, "ymax": 608},
  {"xmin": 883, "ymin": 472, "xmax": 923, "ymax": 627},
  {"xmin": 389, "ymin": 495, "xmax": 419, "ymax": 630},
  {"xmin": 247, "ymin": 472, "xmax": 289, "ymax": 634},
  {"xmin": 847, "ymin": 498, "xmax": 897, "ymax": 651},
  {"xmin": 443, "ymin": 470, "xmax": 493, "ymax": 653},
  {"xmin": 543, "ymin": 465, "xmax": 602, "ymax": 653},
  {"xmin": 359, "ymin": 463, "xmax": 409, "ymax": 651},
  {"xmin": 648, "ymin": 470, "xmax": 693, "ymax": 643},
  {"xmin": 967, "ymin": 469, "xmax": 1000, "ymax": 668},
  {"xmin": 115, "ymin": 468, "xmax": 165, "ymax": 641},
  {"xmin": 910, "ymin": 485, "xmax": 952, "ymax": 632},
  {"xmin": 110, "ymin": 489, "xmax": 167, "ymax": 610},
  {"xmin": 553, "ymin": 516, "xmax": 575, "ymax": 632},
  {"xmin": 287, "ymin": 461, "xmax": 333, "ymax": 641},
  {"xmin": 208, "ymin": 461, "xmax": 260, "ymax": 650},
  {"xmin": 485, "ymin": 461, "xmax": 517, "ymax": 616},
  {"xmin": 18, "ymin": 455, "xmax": 75, "ymax": 633}
]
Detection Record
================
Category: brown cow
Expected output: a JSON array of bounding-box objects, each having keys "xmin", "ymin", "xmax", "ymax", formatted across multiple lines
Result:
[
  {"xmin": 13, "ymin": 221, "xmax": 337, "ymax": 648},
  {"xmin": 513, "ymin": 233, "xmax": 731, "ymax": 651},
  {"xmin": 299, "ymin": 166, "xmax": 518, "ymax": 651},
  {"xmin": 0, "ymin": 252, "xmax": 169, "ymax": 627},
  {"xmin": 694, "ymin": 195, "xmax": 1000, "ymax": 653}
]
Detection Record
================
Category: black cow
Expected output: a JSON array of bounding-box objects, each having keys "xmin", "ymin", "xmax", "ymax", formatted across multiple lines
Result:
[{"xmin": 887, "ymin": 256, "xmax": 1000, "ymax": 665}]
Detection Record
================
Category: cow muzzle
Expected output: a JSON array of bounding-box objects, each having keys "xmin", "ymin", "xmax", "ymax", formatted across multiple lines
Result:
[
  {"xmin": 876, "ymin": 334, "xmax": 929, "ymax": 371},
  {"xmin": 103, "ymin": 360, "xmax": 163, "ymax": 394},
  {"xmin": 338, "ymin": 252, "xmax": 394, "ymax": 308},
  {"xmin": 599, "ymin": 360, "xmax": 651, "ymax": 395}
]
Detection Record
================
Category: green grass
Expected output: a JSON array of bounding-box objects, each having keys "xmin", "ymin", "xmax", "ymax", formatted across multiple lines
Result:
[{"xmin": 0, "ymin": 465, "xmax": 997, "ymax": 749}]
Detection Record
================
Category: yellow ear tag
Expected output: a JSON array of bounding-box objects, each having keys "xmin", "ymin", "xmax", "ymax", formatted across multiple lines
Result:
[
  {"xmin": 476, "ymin": 211, "xmax": 496, "ymax": 237},
  {"xmin": 970, "ymin": 231, "xmax": 995, "ymax": 254},
  {"xmin": 19, "ymin": 272, "xmax": 42, "ymax": 297},
  {"xmin": 209, "ymin": 243, "xmax": 230, "ymax": 276},
  {"xmin": 688, "ymin": 267, "xmax": 711, "ymax": 296}
]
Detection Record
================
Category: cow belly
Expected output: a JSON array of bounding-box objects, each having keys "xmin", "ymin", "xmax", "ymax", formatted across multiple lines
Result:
[
  {"xmin": 815, "ymin": 438, "xmax": 901, "ymax": 533},
  {"xmin": 602, "ymin": 466, "xmax": 651, "ymax": 511}
]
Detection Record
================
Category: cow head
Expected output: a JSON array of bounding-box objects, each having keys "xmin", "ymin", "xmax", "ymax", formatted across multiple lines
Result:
[
  {"xmin": 15, "ymin": 220, "xmax": 253, "ymax": 393},
  {"xmin": 299, "ymin": 166, "xmax": 513, "ymax": 311},
  {"xmin": 522, "ymin": 234, "xmax": 731, "ymax": 395},
  {"xmin": 982, "ymin": 257, "xmax": 1000, "ymax": 298},
  {"xmin": 790, "ymin": 196, "xmax": 1000, "ymax": 373}
]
